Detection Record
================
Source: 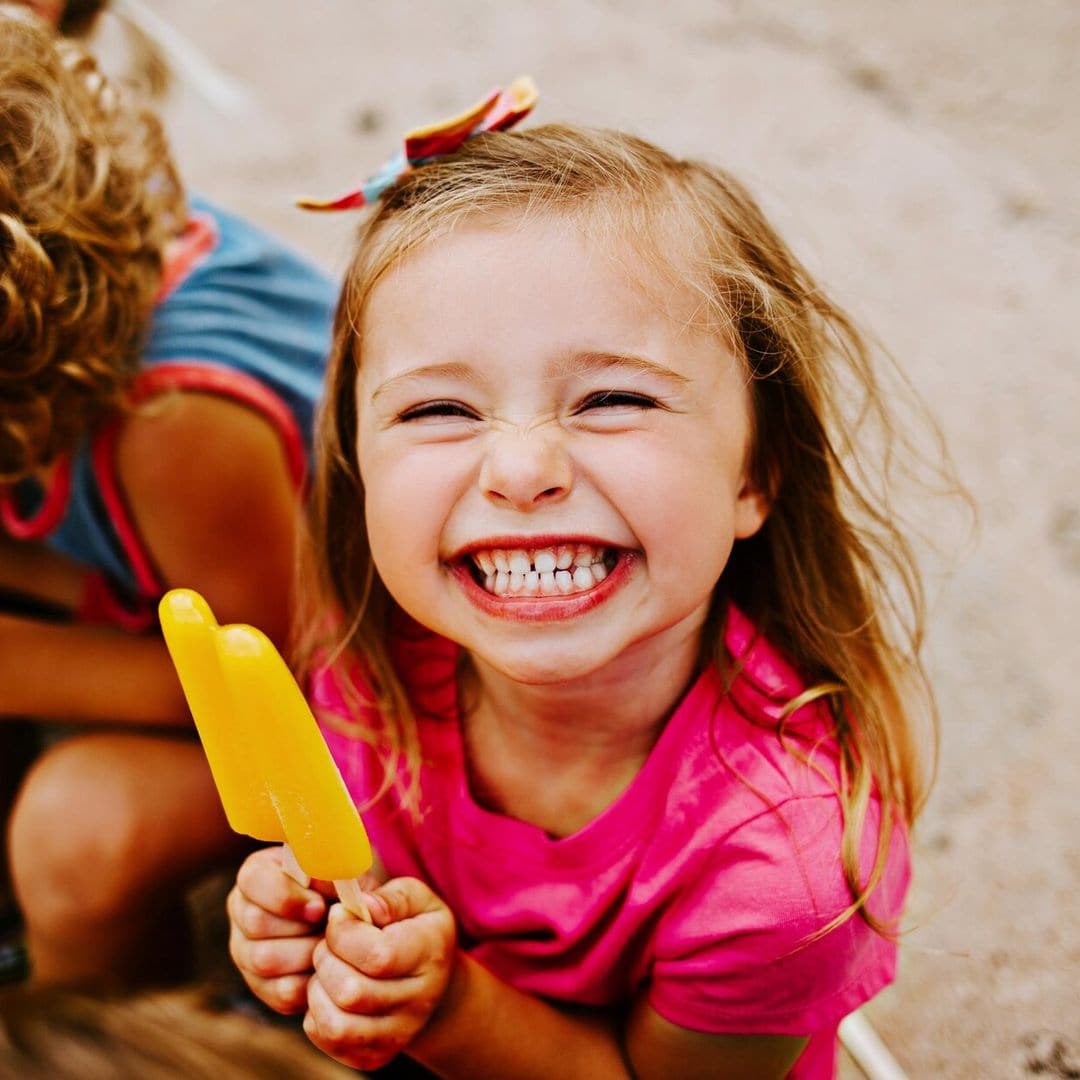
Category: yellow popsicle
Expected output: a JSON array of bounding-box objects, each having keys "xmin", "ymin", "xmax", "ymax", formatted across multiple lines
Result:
[
  {"xmin": 158, "ymin": 589, "xmax": 282, "ymax": 840},
  {"xmin": 214, "ymin": 624, "xmax": 373, "ymax": 884},
  {"xmin": 159, "ymin": 589, "xmax": 372, "ymax": 920}
]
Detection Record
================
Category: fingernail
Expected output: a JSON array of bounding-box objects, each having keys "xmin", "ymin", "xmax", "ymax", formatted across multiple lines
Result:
[
  {"xmin": 304, "ymin": 898, "xmax": 326, "ymax": 922},
  {"xmin": 362, "ymin": 890, "xmax": 391, "ymax": 921}
]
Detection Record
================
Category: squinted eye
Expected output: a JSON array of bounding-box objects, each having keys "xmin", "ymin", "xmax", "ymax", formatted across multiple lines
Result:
[
  {"xmin": 398, "ymin": 400, "xmax": 478, "ymax": 421},
  {"xmin": 577, "ymin": 391, "xmax": 660, "ymax": 411}
]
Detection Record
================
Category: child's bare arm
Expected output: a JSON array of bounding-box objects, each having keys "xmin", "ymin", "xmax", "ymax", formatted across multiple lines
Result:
[
  {"xmin": 0, "ymin": 532, "xmax": 85, "ymax": 609},
  {"xmin": 0, "ymin": 614, "xmax": 189, "ymax": 722},
  {"xmin": 0, "ymin": 394, "xmax": 300, "ymax": 726}
]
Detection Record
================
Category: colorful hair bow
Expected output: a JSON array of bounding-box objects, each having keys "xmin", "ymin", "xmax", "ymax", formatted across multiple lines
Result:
[{"xmin": 297, "ymin": 76, "xmax": 538, "ymax": 212}]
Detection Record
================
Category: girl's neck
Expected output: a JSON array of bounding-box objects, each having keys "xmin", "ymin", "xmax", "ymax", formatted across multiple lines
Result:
[{"xmin": 458, "ymin": 620, "xmax": 704, "ymax": 836}]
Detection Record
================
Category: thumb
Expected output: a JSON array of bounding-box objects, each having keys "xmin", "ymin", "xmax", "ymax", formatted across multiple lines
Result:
[{"xmin": 361, "ymin": 876, "xmax": 446, "ymax": 928}]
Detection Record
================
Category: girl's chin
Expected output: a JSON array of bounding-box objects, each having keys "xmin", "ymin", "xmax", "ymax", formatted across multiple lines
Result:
[
  {"xmin": 471, "ymin": 652, "xmax": 616, "ymax": 688},
  {"xmin": 455, "ymin": 627, "xmax": 626, "ymax": 686}
]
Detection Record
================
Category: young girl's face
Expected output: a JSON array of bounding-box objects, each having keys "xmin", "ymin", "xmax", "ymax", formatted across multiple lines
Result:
[{"xmin": 355, "ymin": 212, "xmax": 767, "ymax": 688}]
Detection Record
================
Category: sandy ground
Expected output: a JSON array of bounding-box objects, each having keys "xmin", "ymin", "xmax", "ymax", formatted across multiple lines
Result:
[{"xmin": 94, "ymin": 2, "xmax": 1079, "ymax": 1076}]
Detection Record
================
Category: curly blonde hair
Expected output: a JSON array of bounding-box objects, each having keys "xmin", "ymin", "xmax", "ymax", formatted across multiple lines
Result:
[
  {"xmin": 300, "ymin": 123, "xmax": 963, "ymax": 933},
  {"xmin": 0, "ymin": 9, "xmax": 184, "ymax": 482}
]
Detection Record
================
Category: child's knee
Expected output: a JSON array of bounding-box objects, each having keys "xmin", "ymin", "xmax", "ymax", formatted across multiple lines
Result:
[{"xmin": 8, "ymin": 738, "xmax": 153, "ymax": 924}]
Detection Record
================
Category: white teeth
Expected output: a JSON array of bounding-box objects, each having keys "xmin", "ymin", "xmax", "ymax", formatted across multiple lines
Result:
[
  {"xmin": 534, "ymin": 549, "xmax": 557, "ymax": 574},
  {"xmin": 471, "ymin": 544, "xmax": 617, "ymax": 599}
]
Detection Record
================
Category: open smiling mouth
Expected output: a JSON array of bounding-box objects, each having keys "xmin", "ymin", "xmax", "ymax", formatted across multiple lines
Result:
[{"xmin": 466, "ymin": 543, "xmax": 620, "ymax": 598}]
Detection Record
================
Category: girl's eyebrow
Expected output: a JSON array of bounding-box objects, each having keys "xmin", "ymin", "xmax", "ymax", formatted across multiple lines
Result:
[
  {"xmin": 370, "ymin": 362, "xmax": 483, "ymax": 401},
  {"xmin": 560, "ymin": 351, "xmax": 690, "ymax": 385}
]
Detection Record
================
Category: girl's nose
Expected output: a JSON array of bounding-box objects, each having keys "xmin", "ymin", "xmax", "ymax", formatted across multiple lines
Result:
[{"xmin": 479, "ymin": 428, "xmax": 572, "ymax": 511}]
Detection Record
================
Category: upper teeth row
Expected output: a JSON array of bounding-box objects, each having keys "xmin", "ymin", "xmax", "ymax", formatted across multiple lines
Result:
[{"xmin": 472, "ymin": 544, "xmax": 607, "ymax": 576}]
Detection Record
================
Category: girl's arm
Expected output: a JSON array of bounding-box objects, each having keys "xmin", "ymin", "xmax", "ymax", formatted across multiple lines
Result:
[
  {"xmin": 311, "ymin": 879, "xmax": 807, "ymax": 1080},
  {"xmin": 0, "ymin": 394, "xmax": 299, "ymax": 725},
  {"xmin": 408, "ymin": 950, "xmax": 807, "ymax": 1080}
]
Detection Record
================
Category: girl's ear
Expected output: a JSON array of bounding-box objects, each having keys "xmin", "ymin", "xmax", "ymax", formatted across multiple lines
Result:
[
  {"xmin": 733, "ymin": 462, "xmax": 777, "ymax": 540},
  {"xmin": 733, "ymin": 481, "xmax": 771, "ymax": 539}
]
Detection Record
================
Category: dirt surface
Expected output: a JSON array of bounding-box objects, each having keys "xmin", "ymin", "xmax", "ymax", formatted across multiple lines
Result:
[{"xmin": 101, "ymin": 3, "xmax": 1080, "ymax": 1076}]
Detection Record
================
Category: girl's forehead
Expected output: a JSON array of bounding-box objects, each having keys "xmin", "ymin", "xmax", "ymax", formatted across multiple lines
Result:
[{"xmin": 361, "ymin": 205, "xmax": 715, "ymax": 334}]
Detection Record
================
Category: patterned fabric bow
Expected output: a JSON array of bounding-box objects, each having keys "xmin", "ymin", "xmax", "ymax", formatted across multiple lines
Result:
[{"xmin": 297, "ymin": 76, "xmax": 538, "ymax": 212}]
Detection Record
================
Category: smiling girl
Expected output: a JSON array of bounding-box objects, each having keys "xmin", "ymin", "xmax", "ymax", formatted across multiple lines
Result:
[{"xmin": 226, "ymin": 106, "xmax": 940, "ymax": 1079}]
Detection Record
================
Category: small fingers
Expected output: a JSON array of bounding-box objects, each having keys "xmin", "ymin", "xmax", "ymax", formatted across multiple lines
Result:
[
  {"xmin": 227, "ymin": 884, "xmax": 319, "ymax": 940},
  {"xmin": 242, "ymin": 970, "xmax": 311, "ymax": 1016},
  {"xmin": 236, "ymin": 846, "xmax": 327, "ymax": 924},
  {"xmin": 229, "ymin": 919, "xmax": 320, "ymax": 981},
  {"xmin": 365, "ymin": 876, "xmax": 446, "ymax": 926},
  {"xmin": 312, "ymin": 938, "xmax": 418, "ymax": 1015},
  {"xmin": 304, "ymin": 972, "xmax": 409, "ymax": 1072}
]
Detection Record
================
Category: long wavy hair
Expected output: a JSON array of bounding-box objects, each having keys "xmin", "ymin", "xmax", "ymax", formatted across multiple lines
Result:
[
  {"xmin": 299, "ymin": 123, "xmax": 959, "ymax": 932},
  {"xmin": 0, "ymin": 9, "xmax": 184, "ymax": 481}
]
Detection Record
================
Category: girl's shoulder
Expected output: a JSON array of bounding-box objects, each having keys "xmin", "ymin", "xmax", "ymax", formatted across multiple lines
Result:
[
  {"xmin": 642, "ymin": 603, "xmax": 909, "ymax": 923},
  {"xmin": 676, "ymin": 604, "xmax": 846, "ymax": 806}
]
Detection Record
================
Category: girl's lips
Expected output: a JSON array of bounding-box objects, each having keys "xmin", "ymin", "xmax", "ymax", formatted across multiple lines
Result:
[{"xmin": 450, "ymin": 550, "xmax": 636, "ymax": 622}]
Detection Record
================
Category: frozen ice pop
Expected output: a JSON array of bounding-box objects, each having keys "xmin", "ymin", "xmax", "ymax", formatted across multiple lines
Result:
[
  {"xmin": 158, "ymin": 589, "xmax": 281, "ymax": 841},
  {"xmin": 159, "ymin": 589, "xmax": 372, "ymax": 920}
]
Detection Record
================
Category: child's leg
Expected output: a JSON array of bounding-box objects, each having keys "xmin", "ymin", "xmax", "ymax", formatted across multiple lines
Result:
[{"xmin": 7, "ymin": 732, "xmax": 249, "ymax": 987}]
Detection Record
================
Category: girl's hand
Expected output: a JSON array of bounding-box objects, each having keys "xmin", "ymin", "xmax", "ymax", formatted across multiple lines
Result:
[
  {"xmin": 304, "ymin": 877, "xmax": 457, "ymax": 1072},
  {"xmin": 226, "ymin": 846, "xmax": 330, "ymax": 1014}
]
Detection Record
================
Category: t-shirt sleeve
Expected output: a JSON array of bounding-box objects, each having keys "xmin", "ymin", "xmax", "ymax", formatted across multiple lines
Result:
[{"xmin": 648, "ymin": 794, "xmax": 909, "ymax": 1036}]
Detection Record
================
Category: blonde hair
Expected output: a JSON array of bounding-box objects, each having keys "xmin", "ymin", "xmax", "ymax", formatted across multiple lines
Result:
[
  {"xmin": 301, "ymin": 123, "xmax": 959, "ymax": 929},
  {"xmin": 0, "ymin": 9, "xmax": 184, "ymax": 482},
  {"xmin": 0, "ymin": 985, "xmax": 353, "ymax": 1079}
]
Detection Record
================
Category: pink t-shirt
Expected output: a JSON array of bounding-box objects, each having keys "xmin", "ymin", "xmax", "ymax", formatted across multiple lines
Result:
[{"xmin": 312, "ymin": 606, "xmax": 909, "ymax": 1080}]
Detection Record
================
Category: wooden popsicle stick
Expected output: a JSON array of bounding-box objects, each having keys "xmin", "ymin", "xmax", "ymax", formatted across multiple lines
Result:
[
  {"xmin": 280, "ymin": 845, "xmax": 371, "ymax": 923},
  {"xmin": 333, "ymin": 877, "xmax": 373, "ymax": 923}
]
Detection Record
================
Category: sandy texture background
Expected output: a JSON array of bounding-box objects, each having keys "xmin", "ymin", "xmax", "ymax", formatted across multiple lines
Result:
[{"xmin": 100, "ymin": 2, "xmax": 1080, "ymax": 1076}]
